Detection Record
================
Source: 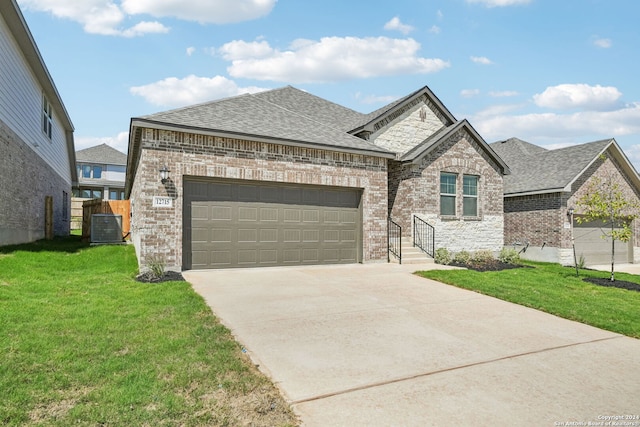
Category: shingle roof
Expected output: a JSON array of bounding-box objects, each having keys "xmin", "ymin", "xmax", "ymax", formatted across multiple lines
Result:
[
  {"xmin": 490, "ymin": 137, "xmax": 612, "ymax": 195},
  {"xmin": 135, "ymin": 86, "xmax": 393, "ymax": 157},
  {"xmin": 76, "ymin": 143, "xmax": 127, "ymax": 165}
]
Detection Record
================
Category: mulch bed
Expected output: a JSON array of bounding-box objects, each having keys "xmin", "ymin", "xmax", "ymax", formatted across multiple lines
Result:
[
  {"xmin": 583, "ymin": 277, "xmax": 640, "ymax": 292},
  {"xmin": 136, "ymin": 271, "xmax": 185, "ymax": 283},
  {"xmin": 450, "ymin": 260, "xmax": 528, "ymax": 272}
]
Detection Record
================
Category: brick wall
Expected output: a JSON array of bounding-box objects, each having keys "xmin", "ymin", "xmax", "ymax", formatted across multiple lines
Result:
[
  {"xmin": 130, "ymin": 128, "xmax": 388, "ymax": 271},
  {"xmin": 0, "ymin": 118, "xmax": 70, "ymax": 245},
  {"xmin": 504, "ymin": 148, "xmax": 640, "ymax": 263},
  {"xmin": 388, "ymin": 127, "xmax": 505, "ymax": 253}
]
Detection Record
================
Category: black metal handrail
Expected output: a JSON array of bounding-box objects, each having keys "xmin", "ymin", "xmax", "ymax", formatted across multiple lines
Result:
[
  {"xmin": 413, "ymin": 215, "xmax": 435, "ymax": 258},
  {"xmin": 388, "ymin": 217, "xmax": 402, "ymax": 264}
]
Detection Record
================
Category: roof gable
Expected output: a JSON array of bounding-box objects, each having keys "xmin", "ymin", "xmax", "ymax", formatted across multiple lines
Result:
[
  {"xmin": 401, "ymin": 119, "xmax": 510, "ymax": 175},
  {"xmin": 348, "ymin": 85, "xmax": 457, "ymax": 136},
  {"xmin": 489, "ymin": 138, "xmax": 633, "ymax": 196},
  {"xmin": 76, "ymin": 143, "xmax": 127, "ymax": 165}
]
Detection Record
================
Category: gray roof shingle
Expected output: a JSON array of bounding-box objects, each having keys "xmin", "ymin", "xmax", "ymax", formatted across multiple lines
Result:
[
  {"xmin": 490, "ymin": 137, "xmax": 612, "ymax": 195},
  {"xmin": 136, "ymin": 87, "xmax": 393, "ymax": 157},
  {"xmin": 76, "ymin": 143, "xmax": 127, "ymax": 165}
]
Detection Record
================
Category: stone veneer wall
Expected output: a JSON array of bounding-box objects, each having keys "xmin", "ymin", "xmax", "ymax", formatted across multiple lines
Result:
[
  {"xmin": 370, "ymin": 97, "xmax": 447, "ymax": 157},
  {"xmin": 0, "ymin": 118, "xmax": 70, "ymax": 245},
  {"xmin": 388, "ymin": 128, "xmax": 504, "ymax": 254},
  {"xmin": 130, "ymin": 128, "xmax": 389, "ymax": 272},
  {"xmin": 504, "ymin": 149, "xmax": 640, "ymax": 264}
]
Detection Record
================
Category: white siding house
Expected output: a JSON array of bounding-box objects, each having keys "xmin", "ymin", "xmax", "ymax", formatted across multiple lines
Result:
[{"xmin": 0, "ymin": 0, "xmax": 76, "ymax": 245}]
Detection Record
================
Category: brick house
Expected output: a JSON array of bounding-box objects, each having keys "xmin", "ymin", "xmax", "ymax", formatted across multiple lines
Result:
[
  {"xmin": 491, "ymin": 137, "xmax": 640, "ymax": 265},
  {"xmin": 125, "ymin": 85, "xmax": 509, "ymax": 271},
  {"xmin": 0, "ymin": 0, "xmax": 76, "ymax": 246}
]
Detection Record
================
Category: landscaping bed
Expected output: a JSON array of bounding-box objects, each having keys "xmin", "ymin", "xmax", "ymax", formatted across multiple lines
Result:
[{"xmin": 583, "ymin": 277, "xmax": 640, "ymax": 292}]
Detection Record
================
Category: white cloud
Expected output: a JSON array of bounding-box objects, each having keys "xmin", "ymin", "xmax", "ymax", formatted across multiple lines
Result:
[
  {"xmin": 489, "ymin": 90, "xmax": 519, "ymax": 97},
  {"xmin": 129, "ymin": 75, "xmax": 269, "ymax": 107},
  {"xmin": 17, "ymin": 0, "xmax": 274, "ymax": 36},
  {"xmin": 428, "ymin": 25, "xmax": 441, "ymax": 35},
  {"xmin": 466, "ymin": 0, "xmax": 531, "ymax": 6},
  {"xmin": 75, "ymin": 132, "xmax": 130, "ymax": 154},
  {"xmin": 121, "ymin": 21, "xmax": 169, "ymax": 37},
  {"xmin": 593, "ymin": 38, "xmax": 612, "ymax": 48},
  {"xmin": 471, "ymin": 56, "xmax": 493, "ymax": 65},
  {"xmin": 18, "ymin": 0, "xmax": 168, "ymax": 36},
  {"xmin": 221, "ymin": 37, "xmax": 450, "ymax": 83},
  {"xmin": 120, "ymin": 0, "xmax": 276, "ymax": 24},
  {"xmin": 473, "ymin": 103, "xmax": 640, "ymax": 142},
  {"xmin": 186, "ymin": 46, "xmax": 196, "ymax": 56},
  {"xmin": 533, "ymin": 83, "xmax": 622, "ymax": 110},
  {"xmin": 354, "ymin": 92, "xmax": 398, "ymax": 105},
  {"xmin": 461, "ymin": 89, "xmax": 481, "ymax": 98},
  {"xmin": 218, "ymin": 40, "xmax": 274, "ymax": 60},
  {"xmin": 383, "ymin": 17, "xmax": 414, "ymax": 35}
]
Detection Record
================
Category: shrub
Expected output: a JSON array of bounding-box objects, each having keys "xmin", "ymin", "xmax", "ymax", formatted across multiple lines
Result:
[
  {"xmin": 434, "ymin": 248, "xmax": 452, "ymax": 265},
  {"xmin": 147, "ymin": 257, "xmax": 166, "ymax": 279},
  {"xmin": 454, "ymin": 250, "xmax": 472, "ymax": 265},
  {"xmin": 472, "ymin": 250, "xmax": 495, "ymax": 264},
  {"xmin": 498, "ymin": 248, "xmax": 520, "ymax": 264}
]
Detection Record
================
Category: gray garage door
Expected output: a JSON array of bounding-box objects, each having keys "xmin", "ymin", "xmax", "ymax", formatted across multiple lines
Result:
[
  {"xmin": 573, "ymin": 217, "xmax": 631, "ymax": 265},
  {"xmin": 183, "ymin": 179, "xmax": 362, "ymax": 270}
]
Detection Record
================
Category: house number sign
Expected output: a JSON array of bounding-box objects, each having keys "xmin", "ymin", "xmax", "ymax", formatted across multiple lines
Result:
[{"xmin": 153, "ymin": 196, "xmax": 173, "ymax": 207}]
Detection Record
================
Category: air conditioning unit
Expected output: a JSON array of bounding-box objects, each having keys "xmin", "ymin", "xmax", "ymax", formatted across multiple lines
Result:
[{"xmin": 91, "ymin": 214, "xmax": 122, "ymax": 243}]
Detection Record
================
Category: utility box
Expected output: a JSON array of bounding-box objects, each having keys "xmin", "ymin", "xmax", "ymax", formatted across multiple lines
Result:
[{"xmin": 91, "ymin": 214, "xmax": 122, "ymax": 243}]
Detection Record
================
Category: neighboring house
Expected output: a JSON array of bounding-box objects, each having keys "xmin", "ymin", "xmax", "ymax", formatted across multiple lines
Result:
[
  {"xmin": 75, "ymin": 143, "xmax": 127, "ymax": 200},
  {"xmin": 0, "ymin": 0, "xmax": 76, "ymax": 246},
  {"xmin": 125, "ymin": 85, "xmax": 509, "ymax": 271},
  {"xmin": 491, "ymin": 137, "xmax": 640, "ymax": 265}
]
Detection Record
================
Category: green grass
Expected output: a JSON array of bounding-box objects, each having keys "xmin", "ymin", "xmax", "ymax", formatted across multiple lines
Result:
[
  {"xmin": 0, "ymin": 237, "xmax": 297, "ymax": 426},
  {"xmin": 418, "ymin": 261, "xmax": 640, "ymax": 339}
]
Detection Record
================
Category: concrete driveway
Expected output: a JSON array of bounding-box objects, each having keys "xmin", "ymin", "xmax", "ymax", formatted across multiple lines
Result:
[{"xmin": 184, "ymin": 263, "xmax": 640, "ymax": 426}]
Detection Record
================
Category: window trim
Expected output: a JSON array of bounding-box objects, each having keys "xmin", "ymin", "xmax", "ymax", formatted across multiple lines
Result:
[
  {"xmin": 440, "ymin": 172, "xmax": 457, "ymax": 217},
  {"xmin": 42, "ymin": 94, "xmax": 52, "ymax": 140},
  {"xmin": 463, "ymin": 174, "xmax": 479, "ymax": 218}
]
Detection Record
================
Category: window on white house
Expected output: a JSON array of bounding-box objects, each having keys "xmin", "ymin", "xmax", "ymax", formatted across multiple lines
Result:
[
  {"xmin": 440, "ymin": 172, "xmax": 457, "ymax": 216},
  {"xmin": 42, "ymin": 94, "xmax": 52, "ymax": 139},
  {"xmin": 79, "ymin": 164, "xmax": 104, "ymax": 179},
  {"xmin": 463, "ymin": 175, "xmax": 478, "ymax": 217}
]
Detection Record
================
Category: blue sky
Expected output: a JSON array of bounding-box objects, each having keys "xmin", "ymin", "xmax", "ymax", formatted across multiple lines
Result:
[{"xmin": 16, "ymin": 0, "xmax": 640, "ymax": 168}]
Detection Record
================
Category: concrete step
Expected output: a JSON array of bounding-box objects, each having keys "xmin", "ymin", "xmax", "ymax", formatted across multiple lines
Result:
[{"xmin": 389, "ymin": 241, "xmax": 434, "ymax": 264}]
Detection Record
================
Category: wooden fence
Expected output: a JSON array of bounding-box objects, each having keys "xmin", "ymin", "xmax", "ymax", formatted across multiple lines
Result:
[{"xmin": 80, "ymin": 199, "xmax": 130, "ymax": 242}]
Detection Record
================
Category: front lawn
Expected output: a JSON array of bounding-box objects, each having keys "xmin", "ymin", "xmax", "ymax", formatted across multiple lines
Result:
[
  {"xmin": 418, "ymin": 261, "xmax": 640, "ymax": 339},
  {"xmin": 0, "ymin": 237, "xmax": 297, "ymax": 426}
]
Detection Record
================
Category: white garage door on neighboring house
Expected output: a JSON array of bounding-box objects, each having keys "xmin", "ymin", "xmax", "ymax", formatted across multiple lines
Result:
[
  {"xmin": 573, "ymin": 216, "xmax": 631, "ymax": 265},
  {"xmin": 183, "ymin": 179, "xmax": 362, "ymax": 270}
]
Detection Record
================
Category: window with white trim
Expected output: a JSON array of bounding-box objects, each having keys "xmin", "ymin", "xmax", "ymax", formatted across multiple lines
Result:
[
  {"xmin": 42, "ymin": 94, "xmax": 52, "ymax": 139},
  {"xmin": 440, "ymin": 172, "xmax": 457, "ymax": 216},
  {"xmin": 463, "ymin": 175, "xmax": 478, "ymax": 217}
]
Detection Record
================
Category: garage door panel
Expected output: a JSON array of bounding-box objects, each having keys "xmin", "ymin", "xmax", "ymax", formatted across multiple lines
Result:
[
  {"xmin": 184, "ymin": 180, "xmax": 362, "ymax": 269},
  {"xmin": 284, "ymin": 209, "xmax": 301, "ymax": 222},
  {"xmin": 574, "ymin": 217, "xmax": 631, "ymax": 265},
  {"xmin": 260, "ymin": 208, "xmax": 278, "ymax": 221},
  {"xmin": 260, "ymin": 229, "xmax": 278, "ymax": 242},
  {"xmin": 283, "ymin": 229, "xmax": 301, "ymax": 242},
  {"xmin": 260, "ymin": 250, "xmax": 278, "ymax": 264},
  {"xmin": 210, "ymin": 206, "xmax": 232, "ymax": 221},
  {"xmin": 211, "ymin": 229, "xmax": 231, "ymax": 243},
  {"xmin": 283, "ymin": 249, "xmax": 301, "ymax": 263}
]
